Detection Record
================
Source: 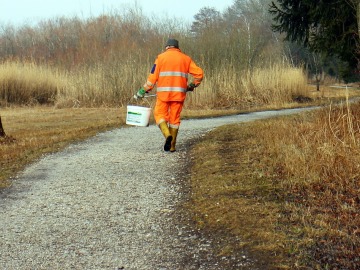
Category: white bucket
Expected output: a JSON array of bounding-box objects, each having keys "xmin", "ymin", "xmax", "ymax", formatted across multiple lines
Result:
[{"xmin": 126, "ymin": 105, "xmax": 152, "ymax": 127}]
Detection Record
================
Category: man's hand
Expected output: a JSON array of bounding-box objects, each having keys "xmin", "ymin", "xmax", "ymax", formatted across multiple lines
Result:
[
  {"xmin": 187, "ymin": 83, "xmax": 196, "ymax": 92},
  {"xmin": 134, "ymin": 88, "xmax": 146, "ymax": 99}
]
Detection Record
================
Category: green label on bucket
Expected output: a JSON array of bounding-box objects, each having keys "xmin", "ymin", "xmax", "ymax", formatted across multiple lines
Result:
[
  {"xmin": 126, "ymin": 106, "xmax": 151, "ymax": 126},
  {"xmin": 127, "ymin": 112, "xmax": 143, "ymax": 123}
]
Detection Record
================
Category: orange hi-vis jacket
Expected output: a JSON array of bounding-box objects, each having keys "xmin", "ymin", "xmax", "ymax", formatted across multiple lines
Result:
[{"xmin": 143, "ymin": 48, "xmax": 203, "ymax": 102}]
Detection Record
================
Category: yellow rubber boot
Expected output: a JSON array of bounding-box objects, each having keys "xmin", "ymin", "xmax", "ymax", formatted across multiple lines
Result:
[
  {"xmin": 159, "ymin": 122, "xmax": 172, "ymax": 151},
  {"xmin": 169, "ymin": 127, "xmax": 178, "ymax": 152}
]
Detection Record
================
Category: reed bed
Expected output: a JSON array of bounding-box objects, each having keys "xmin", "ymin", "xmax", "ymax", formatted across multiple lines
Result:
[
  {"xmin": 185, "ymin": 62, "xmax": 309, "ymax": 109},
  {"xmin": 0, "ymin": 61, "xmax": 65, "ymax": 105},
  {"xmin": 0, "ymin": 60, "xmax": 310, "ymax": 109}
]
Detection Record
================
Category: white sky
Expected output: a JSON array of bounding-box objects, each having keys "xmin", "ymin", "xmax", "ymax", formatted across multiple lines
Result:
[{"xmin": 0, "ymin": 0, "xmax": 235, "ymax": 26}]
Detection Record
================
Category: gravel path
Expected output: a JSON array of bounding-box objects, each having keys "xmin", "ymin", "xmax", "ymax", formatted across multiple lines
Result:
[{"xmin": 0, "ymin": 108, "xmax": 315, "ymax": 270}]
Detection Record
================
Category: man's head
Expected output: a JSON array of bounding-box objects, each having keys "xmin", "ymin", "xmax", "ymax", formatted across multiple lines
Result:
[{"xmin": 165, "ymin": 38, "xmax": 179, "ymax": 49}]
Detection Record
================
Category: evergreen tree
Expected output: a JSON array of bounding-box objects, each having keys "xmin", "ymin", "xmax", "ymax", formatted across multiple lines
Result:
[{"xmin": 270, "ymin": 0, "xmax": 359, "ymax": 80}]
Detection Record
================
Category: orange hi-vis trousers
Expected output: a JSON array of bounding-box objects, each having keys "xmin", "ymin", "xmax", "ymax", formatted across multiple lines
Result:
[{"xmin": 154, "ymin": 99, "xmax": 183, "ymax": 128}]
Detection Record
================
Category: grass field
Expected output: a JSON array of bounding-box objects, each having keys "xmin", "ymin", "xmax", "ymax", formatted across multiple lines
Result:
[{"xmin": 187, "ymin": 93, "xmax": 360, "ymax": 269}]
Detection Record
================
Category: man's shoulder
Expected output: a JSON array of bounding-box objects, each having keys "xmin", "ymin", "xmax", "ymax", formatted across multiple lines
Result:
[{"xmin": 161, "ymin": 49, "xmax": 191, "ymax": 59}]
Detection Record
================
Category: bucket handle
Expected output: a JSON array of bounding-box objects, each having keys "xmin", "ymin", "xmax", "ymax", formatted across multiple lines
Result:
[{"xmin": 129, "ymin": 94, "xmax": 155, "ymax": 107}]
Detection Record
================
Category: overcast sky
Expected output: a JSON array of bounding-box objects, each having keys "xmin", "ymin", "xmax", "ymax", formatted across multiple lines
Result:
[{"xmin": 0, "ymin": 0, "xmax": 235, "ymax": 26}]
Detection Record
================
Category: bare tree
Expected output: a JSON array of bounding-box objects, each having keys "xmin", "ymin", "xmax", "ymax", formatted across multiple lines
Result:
[
  {"xmin": 191, "ymin": 7, "xmax": 221, "ymax": 34},
  {"xmin": 223, "ymin": 0, "xmax": 276, "ymax": 70},
  {"xmin": 311, "ymin": 53, "xmax": 324, "ymax": 91}
]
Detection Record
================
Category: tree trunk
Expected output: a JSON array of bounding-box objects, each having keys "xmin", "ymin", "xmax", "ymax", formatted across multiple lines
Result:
[
  {"xmin": 357, "ymin": 2, "xmax": 360, "ymax": 63},
  {"xmin": 0, "ymin": 116, "xmax": 6, "ymax": 137},
  {"xmin": 357, "ymin": 2, "xmax": 360, "ymax": 41},
  {"xmin": 316, "ymin": 74, "xmax": 321, "ymax": 91}
]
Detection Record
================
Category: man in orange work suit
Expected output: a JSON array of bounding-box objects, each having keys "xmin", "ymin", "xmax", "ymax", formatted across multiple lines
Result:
[{"xmin": 135, "ymin": 38, "xmax": 204, "ymax": 152}]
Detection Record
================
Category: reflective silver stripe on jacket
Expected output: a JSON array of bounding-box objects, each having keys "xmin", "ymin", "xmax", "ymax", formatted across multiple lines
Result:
[
  {"xmin": 159, "ymin": 71, "xmax": 189, "ymax": 78},
  {"xmin": 157, "ymin": 87, "xmax": 187, "ymax": 93},
  {"xmin": 146, "ymin": 80, "xmax": 154, "ymax": 87}
]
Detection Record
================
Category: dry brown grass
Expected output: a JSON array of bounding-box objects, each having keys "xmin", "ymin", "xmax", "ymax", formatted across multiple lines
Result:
[
  {"xmin": 55, "ymin": 62, "xmax": 149, "ymax": 108},
  {"xmin": 187, "ymin": 99, "xmax": 360, "ymax": 269},
  {"xmin": 0, "ymin": 61, "xmax": 64, "ymax": 105},
  {"xmin": 0, "ymin": 60, "xmax": 149, "ymax": 108},
  {"xmin": 0, "ymin": 60, "xmax": 311, "ymax": 109},
  {"xmin": 307, "ymin": 84, "xmax": 360, "ymax": 100},
  {"xmin": 186, "ymin": 62, "xmax": 309, "ymax": 109}
]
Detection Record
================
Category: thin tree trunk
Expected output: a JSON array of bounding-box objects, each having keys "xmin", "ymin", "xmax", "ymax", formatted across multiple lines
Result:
[
  {"xmin": 357, "ymin": 2, "xmax": 360, "ymax": 41},
  {"xmin": 0, "ymin": 116, "xmax": 6, "ymax": 137},
  {"xmin": 357, "ymin": 2, "xmax": 360, "ymax": 65}
]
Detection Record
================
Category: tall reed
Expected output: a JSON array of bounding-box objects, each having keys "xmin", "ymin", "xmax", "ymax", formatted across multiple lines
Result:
[
  {"xmin": 0, "ymin": 61, "xmax": 64, "ymax": 105},
  {"xmin": 186, "ymin": 61, "xmax": 308, "ymax": 108},
  {"xmin": 0, "ymin": 59, "xmax": 308, "ymax": 108}
]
